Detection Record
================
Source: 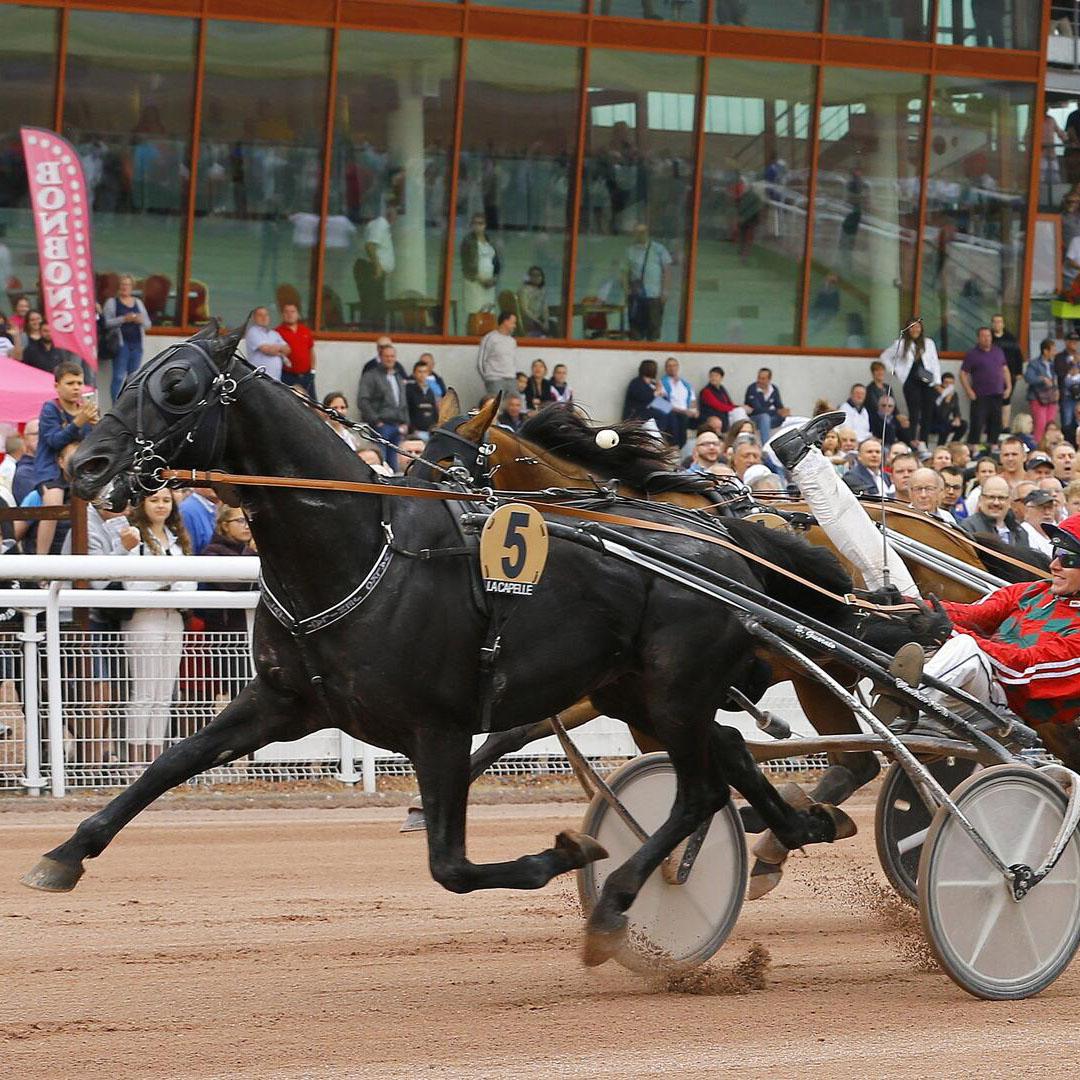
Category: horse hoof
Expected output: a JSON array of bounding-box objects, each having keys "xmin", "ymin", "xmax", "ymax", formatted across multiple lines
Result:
[
  {"xmin": 556, "ymin": 829, "xmax": 608, "ymax": 867},
  {"xmin": 582, "ymin": 920, "xmax": 626, "ymax": 968},
  {"xmin": 820, "ymin": 804, "xmax": 857, "ymax": 842},
  {"xmin": 746, "ymin": 860, "xmax": 783, "ymax": 901},
  {"xmin": 399, "ymin": 805, "xmax": 427, "ymax": 834},
  {"xmin": 21, "ymin": 856, "xmax": 84, "ymax": 893},
  {"xmin": 751, "ymin": 829, "xmax": 790, "ymax": 866}
]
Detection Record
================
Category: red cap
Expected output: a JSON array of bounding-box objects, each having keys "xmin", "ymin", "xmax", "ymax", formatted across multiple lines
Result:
[{"xmin": 1042, "ymin": 514, "xmax": 1080, "ymax": 553}]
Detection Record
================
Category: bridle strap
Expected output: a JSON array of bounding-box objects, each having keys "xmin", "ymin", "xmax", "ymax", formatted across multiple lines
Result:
[{"xmin": 160, "ymin": 467, "xmax": 918, "ymax": 615}]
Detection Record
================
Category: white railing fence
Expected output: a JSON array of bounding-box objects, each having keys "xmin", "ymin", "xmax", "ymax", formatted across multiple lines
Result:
[{"xmin": 0, "ymin": 555, "xmax": 822, "ymax": 797}]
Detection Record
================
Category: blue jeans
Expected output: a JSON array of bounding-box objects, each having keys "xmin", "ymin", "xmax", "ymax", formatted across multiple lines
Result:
[
  {"xmin": 282, "ymin": 370, "xmax": 316, "ymax": 399},
  {"xmin": 751, "ymin": 411, "xmax": 779, "ymax": 444},
  {"xmin": 111, "ymin": 339, "xmax": 143, "ymax": 400},
  {"xmin": 375, "ymin": 422, "xmax": 402, "ymax": 471}
]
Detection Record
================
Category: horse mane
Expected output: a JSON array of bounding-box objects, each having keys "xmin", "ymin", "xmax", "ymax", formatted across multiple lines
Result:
[
  {"xmin": 517, "ymin": 404, "xmax": 678, "ymax": 487},
  {"xmin": 969, "ymin": 532, "xmax": 1049, "ymax": 582}
]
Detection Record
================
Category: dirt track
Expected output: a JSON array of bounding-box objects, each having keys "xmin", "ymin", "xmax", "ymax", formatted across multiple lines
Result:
[{"xmin": 4, "ymin": 793, "xmax": 1080, "ymax": 1079}]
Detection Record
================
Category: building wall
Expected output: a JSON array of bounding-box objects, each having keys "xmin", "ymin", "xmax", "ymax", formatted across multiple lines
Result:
[
  {"xmin": 126, "ymin": 335, "xmax": 962, "ymax": 427},
  {"xmin": 0, "ymin": 0, "xmax": 1047, "ymax": 372}
]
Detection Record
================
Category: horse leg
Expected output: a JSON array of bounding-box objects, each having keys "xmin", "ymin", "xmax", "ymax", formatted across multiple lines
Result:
[
  {"xmin": 411, "ymin": 726, "xmax": 606, "ymax": 894},
  {"xmin": 403, "ymin": 699, "xmax": 661, "ymax": 831},
  {"xmin": 401, "ymin": 700, "xmax": 603, "ymax": 832},
  {"xmin": 745, "ymin": 674, "xmax": 878, "ymax": 898},
  {"xmin": 22, "ymin": 681, "xmax": 312, "ymax": 892}
]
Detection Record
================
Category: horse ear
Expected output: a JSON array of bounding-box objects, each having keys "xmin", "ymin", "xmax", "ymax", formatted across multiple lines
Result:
[
  {"xmin": 460, "ymin": 393, "xmax": 501, "ymax": 443},
  {"xmin": 189, "ymin": 319, "xmax": 220, "ymax": 343},
  {"xmin": 437, "ymin": 387, "xmax": 462, "ymax": 425},
  {"xmin": 214, "ymin": 323, "xmax": 245, "ymax": 361}
]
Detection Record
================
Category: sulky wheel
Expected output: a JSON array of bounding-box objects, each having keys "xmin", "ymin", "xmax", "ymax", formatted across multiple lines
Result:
[
  {"xmin": 576, "ymin": 752, "xmax": 747, "ymax": 973},
  {"xmin": 919, "ymin": 764, "xmax": 1080, "ymax": 1000},
  {"xmin": 875, "ymin": 756, "xmax": 979, "ymax": 905}
]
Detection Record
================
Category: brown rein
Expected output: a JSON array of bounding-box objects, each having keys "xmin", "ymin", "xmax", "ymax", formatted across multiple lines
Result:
[{"xmin": 160, "ymin": 468, "xmax": 919, "ymax": 615}]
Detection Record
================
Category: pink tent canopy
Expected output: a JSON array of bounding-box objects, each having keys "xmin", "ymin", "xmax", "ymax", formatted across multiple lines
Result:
[{"xmin": 0, "ymin": 355, "xmax": 54, "ymax": 424}]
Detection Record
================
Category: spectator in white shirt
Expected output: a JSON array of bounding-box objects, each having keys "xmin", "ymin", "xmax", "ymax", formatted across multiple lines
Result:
[
  {"xmin": 839, "ymin": 383, "xmax": 872, "ymax": 441},
  {"xmin": 476, "ymin": 311, "xmax": 519, "ymax": 396},
  {"xmin": 244, "ymin": 306, "xmax": 290, "ymax": 381},
  {"xmin": 357, "ymin": 205, "xmax": 397, "ymax": 331}
]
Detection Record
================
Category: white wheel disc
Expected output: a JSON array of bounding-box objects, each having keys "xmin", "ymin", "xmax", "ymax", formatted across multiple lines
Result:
[
  {"xmin": 919, "ymin": 764, "xmax": 1080, "ymax": 1000},
  {"xmin": 577, "ymin": 753, "xmax": 747, "ymax": 972}
]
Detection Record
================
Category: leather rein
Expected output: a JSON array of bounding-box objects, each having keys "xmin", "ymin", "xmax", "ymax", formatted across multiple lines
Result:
[{"xmin": 160, "ymin": 467, "xmax": 921, "ymax": 616}]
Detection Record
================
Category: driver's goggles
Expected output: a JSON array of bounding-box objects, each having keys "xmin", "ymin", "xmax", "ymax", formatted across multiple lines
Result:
[{"xmin": 1052, "ymin": 546, "xmax": 1080, "ymax": 569}]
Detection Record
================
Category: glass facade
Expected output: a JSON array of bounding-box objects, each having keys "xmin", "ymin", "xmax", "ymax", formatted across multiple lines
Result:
[
  {"xmin": 455, "ymin": 40, "xmax": 580, "ymax": 337},
  {"xmin": 691, "ymin": 59, "xmax": 815, "ymax": 347},
  {"xmin": 0, "ymin": 0, "xmax": 1043, "ymax": 355},
  {"xmin": 920, "ymin": 77, "xmax": 1035, "ymax": 349},
  {"xmin": 63, "ymin": 10, "xmax": 196, "ymax": 326},
  {"xmin": 0, "ymin": 5, "xmax": 59, "ymax": 311},
  {"xmin": 806, "ymin": 69, "xmax": 926, "ymax": 350}
]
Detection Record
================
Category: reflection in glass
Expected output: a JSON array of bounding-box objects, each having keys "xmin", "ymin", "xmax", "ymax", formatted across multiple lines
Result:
[
  {"xmin": 805, "ymin": 68, "xmax": 926, "ymax": 350},
  {"xmin": 715, "ymin": 0, "xmax": 820, "ymax": 32},
  {"xmin": 691, "ymin": 60, "xmax": 814, "ymax": 347},
  {"xmin": 828, "ymin": 0, "xmax": 930, "ymax": 39},
  {"xmin": 0, "ymin": 5, "xmax": 58, "ymax": 316},
  {"xmin": 454, "ymin": 40, "xmax": 580, "ymax": 338},
  {"xmin": 324, "ymin": 31, "xmax": 458, "ymax": 334},
  {"xmin": 64, "ymin": 11, "xmax": 196, "ymax": 327},
  {"xmin": 575, "ymin": 50, "xmax": 698, "ymax": 343},
  {"xmin": 190, "ymin": 22, "xmax": 330, "ymax": 326},
  {"xmin": 935, "ymin": 0, "xmax": 1039, "ymax": 50},
  {"xmin": 920, "ymin": 77, "xmax": 1034, "ymax": 350},
  {"xmin": 598, "ymin": 0, "xmax": 704, "ymax": 21}
]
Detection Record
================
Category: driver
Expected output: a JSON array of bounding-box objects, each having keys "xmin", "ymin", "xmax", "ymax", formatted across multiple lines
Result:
[{"xmin": 772, "ymin": 412, "xmax": 1080, "ymax": 734}]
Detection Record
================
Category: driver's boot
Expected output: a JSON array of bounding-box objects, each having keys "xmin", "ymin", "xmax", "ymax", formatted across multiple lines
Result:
[{"xmin": 771, "ymin": 411, "xmax": 847, "ymax": 471}]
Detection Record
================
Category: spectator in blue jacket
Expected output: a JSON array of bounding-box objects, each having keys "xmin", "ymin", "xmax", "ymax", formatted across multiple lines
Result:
[
  {"xmin": 30, "ymin": 361, "xmax": 98, "ymax": 555},
  {"xmin": 744, "ymin": 367, "xmax": 789, "ymax": 443}
]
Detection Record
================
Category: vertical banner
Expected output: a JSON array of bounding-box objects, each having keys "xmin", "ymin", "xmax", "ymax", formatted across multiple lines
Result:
[{"xmin": 20, "ymin": 127, "xmax": 98, "ymax": 370}]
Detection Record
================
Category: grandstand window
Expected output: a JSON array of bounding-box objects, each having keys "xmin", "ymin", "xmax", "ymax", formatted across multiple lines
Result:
[
  {"xmin": 918, "ymin": 77, "xmax": 1036, "ymax": 350},
  {"xmin": 320, "ymin": 30, "xmax": 459, "ymax": 334},
  {"xmin": 690, "ymin": 59, "xmax": 816, "ymax": 347},
  {"xmin": 64, "ymin": 10, "xmax": 197, "ymax": 327},
  {"xmin": 452, "ymin": 39, "xmax": 582, "ymax": 338},
  {"xmin": 805, "ymin": 68, "xmax": 927, "ymax": 350},
  {"xmin": 573, "ymin": 49, "xmax": 700, "ymax": 343},
  {"xmin": 188, "ymin": 21, "xmax": 331, "ymax": 326},
  {"xmin": 0, "ymin": 5, "xmax": 60, "ymax": 311}
]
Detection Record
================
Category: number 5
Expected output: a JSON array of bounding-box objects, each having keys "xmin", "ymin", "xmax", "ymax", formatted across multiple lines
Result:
[{"xmin": 501, "ymin": 511, "xmax": 529, "ymax": 579}]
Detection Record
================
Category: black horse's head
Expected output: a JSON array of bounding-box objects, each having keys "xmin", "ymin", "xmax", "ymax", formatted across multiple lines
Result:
[{"xmin": 71, "ymin": 321, "xmax": 246, "ymax": 502}]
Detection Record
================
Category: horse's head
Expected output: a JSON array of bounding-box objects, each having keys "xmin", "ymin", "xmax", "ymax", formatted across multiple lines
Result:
[
  {"xmin": 72, "ymin": 320, "xmax": 246, "ymax": 501},
  {"xmin": 410, "ymin": 390, "xmax": 502, "ymax": 484}
]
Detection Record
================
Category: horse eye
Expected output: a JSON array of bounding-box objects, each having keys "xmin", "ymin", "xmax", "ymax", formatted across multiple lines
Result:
[{"xmin": 161, "ymin": 365, "xmax": 199, "ymax": 406}]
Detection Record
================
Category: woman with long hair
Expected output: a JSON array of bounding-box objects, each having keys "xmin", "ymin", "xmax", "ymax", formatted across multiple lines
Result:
[
  {"xmin": 879, "ymin": 317, "xmax": 942, "ymax": 447},
  {"xmin": 321, "ymin": 391, "xmax": 359, "ymax": 451},
  {"xmin": 104, "ymin": 274, "xmax": 151, "ymax": 401},
  {"xmin": 119, "ymin": 489, "xmax": 195, "ymax": 766}
]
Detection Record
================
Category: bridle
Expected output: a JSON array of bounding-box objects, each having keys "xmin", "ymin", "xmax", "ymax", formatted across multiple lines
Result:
[
  {"xmin": 109, "ymin": 333, "xmax": 263, "ymax": 494},
  {"xmin": 418, "ymin": 415, "xmax": 499, "ymax": 486}
]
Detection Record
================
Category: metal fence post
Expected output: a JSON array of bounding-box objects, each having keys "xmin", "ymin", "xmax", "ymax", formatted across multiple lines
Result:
[
  {"xmin": 45, "ymin": 582, "xmax": 65, "ymax": 798},
  {"xmin": 19, "ymin": 611, "xmax": 43, "ymax": 796}
]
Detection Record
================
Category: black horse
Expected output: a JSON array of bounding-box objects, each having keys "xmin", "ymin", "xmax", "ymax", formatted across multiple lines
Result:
[{"xmin": 26, "ymin": 324, "xmax": 922, "ymax": 965}]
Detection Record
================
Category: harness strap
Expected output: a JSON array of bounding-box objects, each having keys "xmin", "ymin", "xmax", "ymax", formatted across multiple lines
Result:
[{"xmin": 162, "ymin": 468, "xmax": 917, "ymax": 615}]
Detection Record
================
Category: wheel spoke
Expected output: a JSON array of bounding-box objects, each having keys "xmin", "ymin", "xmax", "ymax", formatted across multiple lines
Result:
[
  {"xmin": 967, "ymin": 889, "xmax": 1008, "ymax": 968},
  {"xmin": 897, "ymin": 826, "xmax": 928, "ymax": 856},
  {"xmin": 1015, "ymin": 797, "xmax": 1048, "ymax": 863},
  {"xmin": 1015, "ymin": 900, "xmax": 1046, "ymax": 969}
]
